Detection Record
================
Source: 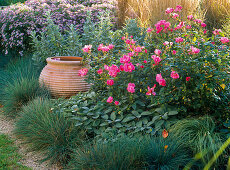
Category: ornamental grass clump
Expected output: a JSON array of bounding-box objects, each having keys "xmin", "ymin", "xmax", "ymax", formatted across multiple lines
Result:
[
  {"xmin": 14, "ymin": 97, "xmax": 86, "ymax": 165},
  {"xmin": 170, "ymin": 116, "xmax": 225, "ymax": 167},
  {"xmin": 0, "ymin": 57, "xmax": 50, "ymax": 117}
]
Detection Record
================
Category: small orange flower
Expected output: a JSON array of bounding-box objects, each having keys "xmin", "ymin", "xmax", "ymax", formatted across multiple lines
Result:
[
  {"xmin": 164, "ymin": 145, "xmax": 168, "ymax": 152},
  {"xmin": 162, "ymin": 129, "xmax": 169, "ymax": 138}
]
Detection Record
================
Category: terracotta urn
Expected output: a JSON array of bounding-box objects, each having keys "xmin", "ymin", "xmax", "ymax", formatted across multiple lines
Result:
[{"xmin": 39, "ymin": 56, "xmax": 90, "ymax": 98}]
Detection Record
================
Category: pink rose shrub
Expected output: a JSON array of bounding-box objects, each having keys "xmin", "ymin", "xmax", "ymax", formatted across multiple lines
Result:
[{"xmin": 82, "ymin": 5, "xmax": 229, "ymax": 119}]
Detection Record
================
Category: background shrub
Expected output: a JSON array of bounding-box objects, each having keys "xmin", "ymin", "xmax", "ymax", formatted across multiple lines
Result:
[
  {"xmin": 0, "ymin": 0, "xmax": 26, "ymax": 6},
  {"xmin": 0, "ymin": 0, "xmax": 116, "ymax": 55},
  {"xmin": 14, "ymin": 97, "xmax": 85, "ymax": 165},
  {"xmin": 0, "ymin": 57, "xmax": 50, "ymax": 117}
]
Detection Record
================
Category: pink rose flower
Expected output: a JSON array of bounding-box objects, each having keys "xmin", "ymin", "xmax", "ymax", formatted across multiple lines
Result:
[
  {"xmin": 125, "ymin": 39, "xmax": 131, "ymax": 44},
  {"xmin": 186, "ymin": 77, "xmax": 191, "ymax": 81},
  {"xmin": 147, "ymin": 27, "xmax": 154, "ymax": 32},
  {"xmin": 186, "ymin": 25, "xmax": 191, "ymax": 29},
  {"xmin": 154, "ymin": 49, "xmax": 162, "ymax": 55},
  {"xmin": 151, "ymin": 55, "xmax": 162, "ymax": 65},
  {"xmin": 140, "ymin": 65, "xmax": 144, "ymax": 68},
  {"xmin": 187, "ymin": 15, "xmax": 193, "ymax": 20},
  {"xmin": 172, "ymin": 50, "xmax": 177, "ymax": 55},
  {"xmin": 127, "ymin": 83, "xmax": 135, "ymax": 93},
  {"xmin": 163, "ymin": 41, "xmax": 169, "ymax": 46},
  {"xmin": 175, "ymin": 37, "xmax": 184, "ymax": 43},
  {"xmin": 172, "ymin": 13, "xmax": 179, "ymax": 19},
  {"xmin": 134, "ymin": 47, "xmax": 142, "ymax": 52},
  {"xmin": 107, "ymin": 96, "xmax": 113, "ymax": 103},
  {"xmin": 109, "ymin": 64, "xmax": 119, "ymax": 77},
  {"xmin": 120, "ymin": 55, "xmax": 131, "ymax": 64},
  {"xmin": 78, "ymin": 68, "xmax": 88, "ymax": 77},
  {"xmin": 170, "ymin": 71, "xmax": 180, "ymax": 79},
  {"xmin": 156, "ymin": 73, "xmax": 166, "ymax": 86},
  {"xmin": 159, "ymin": 79, "xmax": 166, "ymax": 86},
  {"xmin": 189, "ymin": 46, "xmax": 200, "ymax": 54},
  {"xmin": 104, "ymin": 65, "xmax": 110, "ymax": 71},
  {"xmin": 130, "ymin": 39, "xmax": 137, "ymax": 44},
  {"xmin": 82, "ymin": 45, "xmax": 92, "ymax": 53},
  {"xmin": 213, "ymin": 29, "xmax": 222, "ymax": 35},
  {"xmin": 204, "ymin": 30, "xmax": 207, "ymax": 34},
  {"xmin": 146, "ymin": 84, "xmax": 157, "ymax": 96},
  {"xmin": 201, "ymin": 23, "xmax": 206, "ymax": 27},
  {"xmin": 220, "ymin": 37, "xmax": 229, "ymax": 44},
  {"xmin": 174, "ymin": 5, "xmax": 182, "ymax": 12},
  {"xmin": 97, "ymin": 68, "xmax": 103, "ymax": 74},
  {"xmin": 143, "ymin": 60, "xmax": 147, "ymax": 63},
  {"xmin": 124, "ymin": 63, "xmax": 135, "ymax": 72},
  {"xmin": 107, "ymin": 79, "xmax": 114, "ymax": 86},
  {"xmin": 108, "ymin": 44, "xmax": 115, "ymax": 49},
  {"xmin": 165, "ymin": 8, "xmax": 174, "ymax": 14},
  {"xmin": 119, "ymin": 65, "xmax": 124, "ymax": 71},
  {"xmin": 194, "ymin": 19, "xmax": 202, "ymax": 23},
  {"xmin": 114, "ymin": 101, "xmax": 119, "ymax": 105}
]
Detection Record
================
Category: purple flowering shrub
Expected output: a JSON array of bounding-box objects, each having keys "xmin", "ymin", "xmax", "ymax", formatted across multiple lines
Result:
[{"xmin": 0, "ymin": 0, "xmax": 116, "ymax": 55}]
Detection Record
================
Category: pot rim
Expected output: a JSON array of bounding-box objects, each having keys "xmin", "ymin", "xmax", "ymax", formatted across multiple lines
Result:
[{"xmin": 46, "ymin": 56, "xmax": 83, "ymax": 66}]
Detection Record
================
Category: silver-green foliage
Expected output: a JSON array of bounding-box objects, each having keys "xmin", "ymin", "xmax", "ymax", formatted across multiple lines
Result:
[{"xmin": 31, "ymin": 12, "xmax": 82, "ymax": 65}]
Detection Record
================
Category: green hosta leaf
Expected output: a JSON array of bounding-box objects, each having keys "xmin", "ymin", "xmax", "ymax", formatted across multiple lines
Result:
[
  {"xmin": 141, "ymin": 111, "xmax": 152, "ymax": 116},
  {"xmin": 132, "ymin": 111, "xmax": 141, "ymax": 118},
  {"xmin": 92, "ymin": 115, "xmax": 100, "ymax": 119},
  {"xmin": 110, "ymin": 112, "xmax": 116, "ymax": 121},
  {"xmin": 131, "ymin": 103, "xmax": 137, "ymax": 110},
  {"xmin": 104, "ymin": 108, "xmax": 112, "ymax": 114},
  {"xmin": 75, "ymin": 122, "xmax": 83, "ymax": 127},
  {"xmin": 147, "ymin": 116, "xmax": 159, "ymax": 126},
  {"xmin": 155, "ymin": 107, "xmax": 163, "ymax": 114},
  {"xmin": 136, "ymin": 101, "xmax": 145, "ymax": 106},
  {"xmin": 155, "ymin": 120, "xmax": 164, "ymax": 130},
  {"xmin": 162, "ymin": 113, "xmax": 168, "ymax": 120},
  {"xmin": 101, "ymin": 115, "xmax": 109, "ymax": 120},
  {"xmin": 168, "ymin": 111, "xmax": 178, "ymax": 115},
  {"xmin": 100, "ymin": 122, "xmax": 109, "ymax": 126},
  {"xmin": 122, "ymin": 116, "xmax": 136, "ymax": 123},
  {"xmin": 115, "ymin": 123, "xmax": 123, "ymax": 128},
  {"xmin": 92, "ymin": 120, "xmax": 100, "ymax": 127},
  {"xmin": 142, "ymin": 118, "xmax": 148, "ymax": 124},
  {"xmin": 136, "ymin": 121, "xmax": 143, "ymax": 127},
  {"xmin": 82, "ymin": 107, "xmax": 89, "ymax": 110}
]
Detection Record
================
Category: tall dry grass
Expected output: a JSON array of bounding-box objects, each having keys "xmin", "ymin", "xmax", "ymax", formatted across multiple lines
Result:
[
  {"xmin": 116, "ymin": 0, "xmax": 230, "ymax": 30},
  {"xmin": 116, "ymin": 0, "xmax": 201, "ymax": 26},
  {"xmin": 200, "ymin": 0, "xmax": 230, "ymax": 29}
]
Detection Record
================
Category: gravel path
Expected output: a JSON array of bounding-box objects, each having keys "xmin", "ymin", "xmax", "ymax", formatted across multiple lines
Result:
[{"xmin": 0, "ymin": 109, "xmax": 60, "ymax": 170}]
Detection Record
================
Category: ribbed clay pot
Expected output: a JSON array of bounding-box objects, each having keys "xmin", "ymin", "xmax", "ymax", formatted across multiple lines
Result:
[{"xmin": 39, "ymin": 56, "xmax": 90, "ymax": 98}]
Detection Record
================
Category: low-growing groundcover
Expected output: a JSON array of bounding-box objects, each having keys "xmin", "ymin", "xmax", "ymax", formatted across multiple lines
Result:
[{"xmin": 0, "ymin": 134, "xmax": 30, "ymax": 169}]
